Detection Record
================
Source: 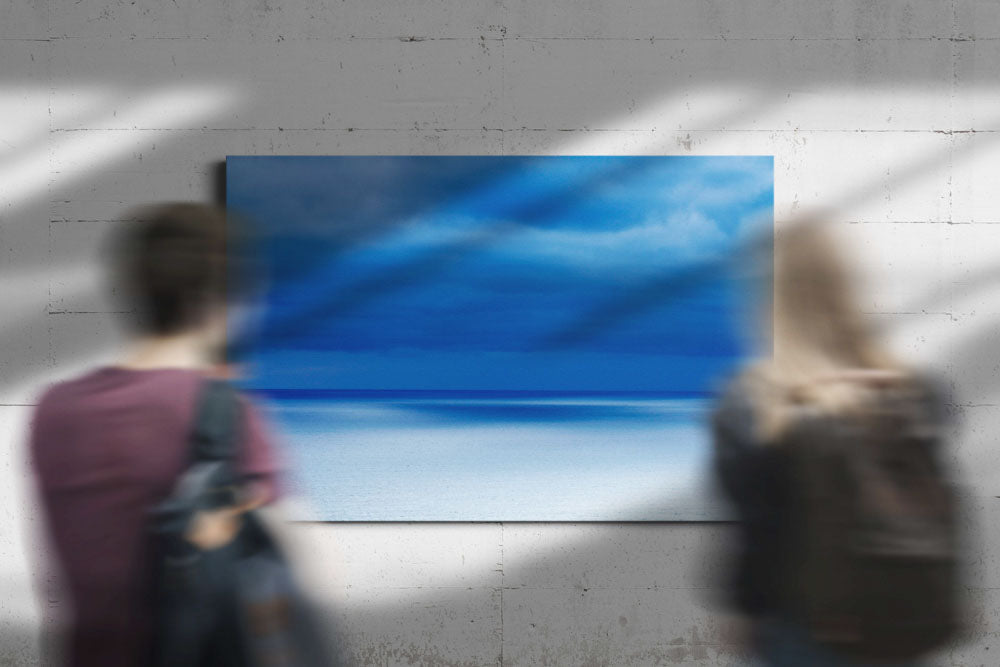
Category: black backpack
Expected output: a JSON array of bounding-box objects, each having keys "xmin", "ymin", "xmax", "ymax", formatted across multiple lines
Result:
[
  {"xmin": 781, "ymin": 378, "xmax": 963, "ymax": 661},
  {"xmin": 149, "ymin": 380, "xmax": 336, "ymax": 667}
]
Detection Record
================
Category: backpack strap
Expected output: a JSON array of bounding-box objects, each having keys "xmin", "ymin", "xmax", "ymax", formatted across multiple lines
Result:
[
  {"xmin": 190, "ymin": 379, "xmax": 242, "ymax": 464},
  {"xmin": 185, "ymin": 379, "xmax": 244, "ymax": 508}
]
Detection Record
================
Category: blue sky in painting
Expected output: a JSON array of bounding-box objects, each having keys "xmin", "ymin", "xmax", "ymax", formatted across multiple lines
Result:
[{"xmin": 227, "ymin": 156, "xmax": 772, "ymax": 393}]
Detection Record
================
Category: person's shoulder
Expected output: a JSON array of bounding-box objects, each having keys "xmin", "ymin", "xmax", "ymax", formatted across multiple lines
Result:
[
  {"xmin": 904, "ymin": 369, "xmax": 950, "ymax": 401},
  {"xmin": 29, "ymin": 368, "xmax": 124, "ymax": 446},
  {"xmin": 711, "ymin": 367, "xmax": 763, "ymax": 439},
  {"xmin": 210, "ymin": 380, "xmax": 264, "ymax": 412},
  {"xmin": 713, "ymin": 365, "xmax": 764, "ymax": 412},
  {"xmin": 896, "ymin": 368, "xmax": 954, "ymax": 427},
  {"xmin": 33, "ymin": 368, "xmax": 108, "ymax": 412},
  {"xmin": 232, "ymin": 388, "xmax": 277, "ymax": 431}
]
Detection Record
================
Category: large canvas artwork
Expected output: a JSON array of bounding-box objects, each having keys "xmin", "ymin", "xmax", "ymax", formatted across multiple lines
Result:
[{"xmin": 226, "ymin": 156, "xmax": 772, "ymax": 520}]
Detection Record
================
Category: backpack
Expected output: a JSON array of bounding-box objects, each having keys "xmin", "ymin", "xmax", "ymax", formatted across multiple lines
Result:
[
  {"xmin": 780, "ymin": 377, "xmax": 962, "ymax": 661},
  {"xmin": 148, "ymin": 380, "xmax": 337, "ymax": 667}
]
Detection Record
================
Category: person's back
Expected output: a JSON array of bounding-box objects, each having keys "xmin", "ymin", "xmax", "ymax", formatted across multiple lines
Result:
[
  {"xmin": 713, "ymin": 371, "xmax": 959, "ymax": 666},
  {"xmin": 32, "ymin": 368, "xmax": 277, "ymax": 666},
  {"xmin": 711, "ymin": 222, "xmax": 965, "ymax": 666},
  {"xmin": 30, "ymin": 204, "xmax": 280, "ymax": 666}
]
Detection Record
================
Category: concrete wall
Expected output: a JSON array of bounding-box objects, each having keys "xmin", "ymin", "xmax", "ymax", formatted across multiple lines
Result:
[{"xmin": 3, "ymin": 1, "xmax": 1000, "ymax": 664}]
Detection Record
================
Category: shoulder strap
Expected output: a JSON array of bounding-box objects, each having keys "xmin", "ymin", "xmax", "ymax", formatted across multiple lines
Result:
[{"xmin": 189, "ymin": 379, "xmax": 243, "ymax": 466}]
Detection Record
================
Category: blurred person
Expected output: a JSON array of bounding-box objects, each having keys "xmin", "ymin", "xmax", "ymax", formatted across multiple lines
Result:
[
  {"xmin": 29, "ymin": 204, "xmax": 282, "ymax": 666},
  {"xmin": 711, "ymin": 222, "xmax": 963, "ymax": 666}
]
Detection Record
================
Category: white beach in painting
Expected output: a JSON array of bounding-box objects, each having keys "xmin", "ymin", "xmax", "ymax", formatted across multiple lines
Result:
[{"xmin": 266, "ymin": 394, "xmax": 729, "ymax": 521}]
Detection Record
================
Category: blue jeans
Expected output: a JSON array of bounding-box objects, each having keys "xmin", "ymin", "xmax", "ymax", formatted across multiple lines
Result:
[{"xmin": 753, "ymin": 619, "xmax": 921, "ymax": 667}]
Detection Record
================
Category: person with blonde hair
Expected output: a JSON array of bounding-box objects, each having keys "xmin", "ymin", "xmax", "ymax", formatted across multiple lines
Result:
[{"xmin": 712, "ymin": 221, "xmax": 962, "ymax": 666}]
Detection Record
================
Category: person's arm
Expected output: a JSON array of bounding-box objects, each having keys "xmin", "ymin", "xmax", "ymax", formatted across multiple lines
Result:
[
  {"xmin": 185, "ymin": 394, "xmax": 283, "ymax": 550},
  {"xmin": 235, "ymin": 396, "xmax": 282, "ymax": 504},
  {"xmin": 712, "ymin": 383, "xmax": 788, "ymax": 618}
]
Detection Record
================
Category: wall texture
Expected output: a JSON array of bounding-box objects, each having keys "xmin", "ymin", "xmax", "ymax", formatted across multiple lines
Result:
[{"xmin": 3, "ymin": 1, "xmax": 1000, "ymax": 664}]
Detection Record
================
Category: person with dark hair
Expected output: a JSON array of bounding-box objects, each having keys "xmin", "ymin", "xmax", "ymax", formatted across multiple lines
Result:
[{"xmin": 30, "ymin": 203, "xmax": 282, "ymax": 666}]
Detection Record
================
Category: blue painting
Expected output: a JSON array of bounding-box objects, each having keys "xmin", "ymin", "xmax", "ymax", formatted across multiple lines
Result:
[{"xmin": 226, "ymin": 156, "xmax": 772, "ymax": 520}]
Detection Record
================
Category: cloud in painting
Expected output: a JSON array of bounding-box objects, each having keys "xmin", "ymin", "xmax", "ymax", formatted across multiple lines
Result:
[{"xmin": 227, "ymin": 156, "xmax": 773, "ymax": 392}]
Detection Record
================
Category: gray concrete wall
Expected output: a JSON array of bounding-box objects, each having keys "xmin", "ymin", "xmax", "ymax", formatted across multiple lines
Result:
[{"xmin": 3, "ymin": 1, "xmax": 1000, "ymax": 664}]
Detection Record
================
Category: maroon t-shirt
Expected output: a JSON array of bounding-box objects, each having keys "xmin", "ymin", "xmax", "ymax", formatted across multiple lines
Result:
[{"xmin": 30, "ymin": 367, "xmax": 282, "ymax": 667}]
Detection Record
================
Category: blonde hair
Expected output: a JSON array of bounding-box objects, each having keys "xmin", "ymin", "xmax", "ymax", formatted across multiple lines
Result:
[{"xmin": 746, "ymin": 221, "xmax": 904, "ymax": 442}]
